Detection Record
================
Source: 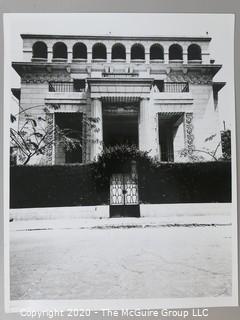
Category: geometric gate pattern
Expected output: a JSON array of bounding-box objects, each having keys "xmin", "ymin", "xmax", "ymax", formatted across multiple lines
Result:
[{"xmin": 110, "ymin": 173, "xmax": 139, "ymax": 206}]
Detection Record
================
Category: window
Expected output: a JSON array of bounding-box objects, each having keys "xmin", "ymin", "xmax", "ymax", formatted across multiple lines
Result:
[
  {"xmin": 112, "ymin": 43, "xmax": 126, "ymax": 60},
  {"xmin": 150, "ymin": 44, "xmax": 164, "ymax": 60},
  {"xmin": 169, "ymin": 44, "xmax": 183, "ymax": 60},
  {"xmin": 92, "ymin": 43, "xmax": 107, "ymax": 60},
  {"xmin": 53, "ymin": 42, "xmax": 68, "ymax": 59},
  {"xmin": 32, "ymin": 41, "xmax": 47, "ymax": 59},
  {"xmin": 73, "ymin": 79, "xmax": 85, "ymax": 91},
  {"xmin": 131, "ymin": 43, "xmax": 145, "ymax": 60},
  {"xmin": 188, "ymin": 44, "xmax": 202, "ymax": 61},
  {"xmin": 73, "ymin": 42, "xmax": 87, "ymax": 59}
]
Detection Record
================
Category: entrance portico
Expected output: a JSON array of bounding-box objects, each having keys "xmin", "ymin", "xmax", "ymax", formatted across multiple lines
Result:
[
  {"xmin": 88, "ymin": 76, "xmax": 194, "ymax": 162},
  {"xmin": 88, "ymin": 76, "xmax": 158, "ymax": 161}
]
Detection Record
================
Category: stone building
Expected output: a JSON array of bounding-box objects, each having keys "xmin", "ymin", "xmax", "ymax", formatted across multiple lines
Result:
[
  {"xmin": 11, "ymin": 34, "xmax": 226, "ymax": 216},
  {"xmin": 12, "ymin": 34, "xmax": 225, "ymax": 165}
]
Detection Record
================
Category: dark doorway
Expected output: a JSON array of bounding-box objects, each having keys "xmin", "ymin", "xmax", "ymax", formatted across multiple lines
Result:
[
  {"xmin": 158, "ymin": 113, "xmax": 183, "ymax": 162},
  {"xmin": 103, "ymin": 107, "xmax": 139, "ymax": 147},
  {"xmin": 159, "ymin": 120, "xmax": 174, "ymax": 162}
]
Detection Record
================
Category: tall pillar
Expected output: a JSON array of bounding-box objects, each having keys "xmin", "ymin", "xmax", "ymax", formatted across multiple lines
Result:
[
  {"xmin": 91, "ymin": 98, "xmax": 103, "ymax": 161},
  {"xmin": 139, "ymin": 98, "xmax": 159, "ymax": 158}
]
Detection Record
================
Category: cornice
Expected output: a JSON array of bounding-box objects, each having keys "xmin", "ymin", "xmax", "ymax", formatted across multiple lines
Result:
[{"xmin": 21, "ymin": 34, "xmax": 212, "ymax": 42}]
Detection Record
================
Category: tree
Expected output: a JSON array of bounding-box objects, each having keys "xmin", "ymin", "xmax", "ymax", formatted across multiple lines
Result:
[
  {"xmin": 10, "ymin": 104, "xmax": 100, "ymax": 165},
  {"xmin": 179, "ymin": 134, "xmax": 223, "ymax": 162},
  {"xmin": 221, "ymin": 130, "xmax": 231, "ymax": 160}
]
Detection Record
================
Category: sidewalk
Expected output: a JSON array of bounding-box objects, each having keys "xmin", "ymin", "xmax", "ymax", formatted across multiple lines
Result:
[{"xmin": 10, "ymin": 215, "xmax": 231, "ymax": 232}]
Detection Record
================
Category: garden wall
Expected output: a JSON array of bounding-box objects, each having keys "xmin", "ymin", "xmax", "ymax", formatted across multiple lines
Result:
[
  {"xmin": 10, "ymin": 161, "xmax": 231, "ymax": 208},
  {"xmin": 138, "ymin": 161, "xmax": 231, "ymax": 204},
  {"xmin": 10, "ymin": 164, "xmax": 108, "ymax": 208}
]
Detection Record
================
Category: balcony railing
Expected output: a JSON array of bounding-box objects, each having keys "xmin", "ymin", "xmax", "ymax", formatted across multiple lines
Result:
[
  {"xmin": 49, "ymin": 81, "xmax": 85, "ymax": 92},
  {"xmin": 154, "ymin": 81, "xmax": 189, "ymax": 93},
  {"xmin": 163, "ymin": 82, "xmax": 189, "ymax": 93}
]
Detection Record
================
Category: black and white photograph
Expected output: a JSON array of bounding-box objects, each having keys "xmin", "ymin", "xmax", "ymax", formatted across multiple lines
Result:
[{"xmin": 3, "ymin": 13, "xmax": 238, "ymax": 312}]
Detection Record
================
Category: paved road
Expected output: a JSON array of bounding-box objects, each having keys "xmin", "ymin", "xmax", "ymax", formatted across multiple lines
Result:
[{"xmin": 10, "ymin": 225, "xmax": 232, "ymax": 300}]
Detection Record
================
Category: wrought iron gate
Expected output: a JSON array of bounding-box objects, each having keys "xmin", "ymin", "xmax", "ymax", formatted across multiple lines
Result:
[{"xmin": 110, "ymin": 173, "xmax": 140, "ymax": 217}]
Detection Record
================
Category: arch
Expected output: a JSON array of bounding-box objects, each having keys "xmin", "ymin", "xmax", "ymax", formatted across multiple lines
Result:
[
  {"xmin": 131, "ymin": 43, "xmax": 145, "ymax": 60},
  {"xmin": 32, "ymin": 41, "xmax": 47, "ymax": 59},
  {"xmin": 169, "ymin": 44, "xmax": 183, "ymax": 60},
  {"xmin": 150, "ymin": 44, "xmax": 164, "ymax": 60},
  {"xmin": 188, "ymin": 44, "xmax": 202, "ymax": 61},
  {"xmin": 92, "ymin": 43, "xmax": 107, "ymax": 60},
  {"xmin": 53, "ymin": 42, "xmax": 68, "ymax": 59},
  {"xmin": 111, "ymin": 43, "xmax": 126, "ymax": 60},
  {"xmin": 73, "ymin": 42, "xmax": 87, "ymax": 59}
]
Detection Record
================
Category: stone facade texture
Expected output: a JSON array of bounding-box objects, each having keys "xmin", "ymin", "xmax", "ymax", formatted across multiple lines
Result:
[{"xmin": 12, "ymin": 34, "xmax": 225, "ymax": 164}]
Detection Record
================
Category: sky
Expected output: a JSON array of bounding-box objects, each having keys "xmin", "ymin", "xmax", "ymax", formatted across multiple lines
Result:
[{"xmin": 4, "ymin": 13, "xmax": 235, "ymax": 129}]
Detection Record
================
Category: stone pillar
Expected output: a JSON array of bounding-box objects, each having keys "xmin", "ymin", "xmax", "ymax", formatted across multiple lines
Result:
[
  {"xmin": 145, "ymin": 50, "xmax": 150, "ymax": 64},
  {"xmin": 183, "ymin": 52, "xmax": 188, "ymax": 64},
  {"xmin": 87, "ymin": 50, "xmax": 92, "ymax": 63},
  {"xmin": 164, "ymin": 51, "xmax": 169, "ymax": 64},
  {"xmin": 48, "ymin": 51, "xmax": 53, "ymax": 62},
  {"xmin": 126, "ymin": 50, "xmax": 131, "ymax": 63},
  {"xmin": 173, "ymin": 121, "xmax": 185, "ymax": 162},
  {"xmin": 107, "ymin": 50, "xmax": 111, "ymax": 63},
  {"xmin": 67, "ymin": 51, "xmax": 72, "ymax": 63},
  {"xmin": 139, "ymin": 98, "xmax": 159, "ymax": 158},
  {"xmin": 183, "ymin": 113, "xmax": 195, "ymax": 159},
  {"xmin": 91, "ymin": 98, "xmax": 103, "ymax": 161}
]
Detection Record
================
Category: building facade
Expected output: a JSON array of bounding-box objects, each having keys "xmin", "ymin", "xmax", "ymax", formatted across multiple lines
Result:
[{"xmin": 12, "ymin": 34, "xmax": 225, "ymax": 165}]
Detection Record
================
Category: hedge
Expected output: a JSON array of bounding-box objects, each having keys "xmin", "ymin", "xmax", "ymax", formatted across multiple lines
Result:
[
  {"xmin": 10, "ymin": 164, "xmax": 108, "ymax": 208},
  {"xmin": 10, "ymin": 161, "xmax": 231, "ymax": 208},
  {"xmin": 138, "ymin": 161, "xmax": 231, "ymax": 204}
]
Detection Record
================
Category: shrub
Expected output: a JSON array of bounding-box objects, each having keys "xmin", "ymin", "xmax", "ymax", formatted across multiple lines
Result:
[
  {"xmin": 93, "ymin": 144, "xmax": 153, "ymax": 187},
  {"xmin": 10, "ymin": 164, "xmax": 108, "ymax": 208},
  {"xmin": 10, "ymin": 158, "xmax": 231, "ymax": 208},
  {"xmin": 138, "ymin": 161, "xmax": 231, "ymax": 203}
]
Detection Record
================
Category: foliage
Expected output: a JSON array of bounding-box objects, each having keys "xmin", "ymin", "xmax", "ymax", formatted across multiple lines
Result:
[
  {"xmin": 10, "ymin": 104, "xmax": 99, "ymax": 165},
  {"xmin": 93, "ymin": 144, "xmax": 154, "ymax": 186},
  {"xmin": 138, "ymin": 160, "xmax": 231, "ymax": 204},
  {"xmin": 10, "ymin": 163, "xmax": 108, "ymax": 208},
  {"xmin": 10, "ymin": 161, "xmax": 231, "ymax": 208},
  {"xmin": 221, "ymin": 130, "xmax": 231, "ymax": 160},
  {"xmin": 179, "ymin": 134, "xmax": 222, "ymax": 162}
]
